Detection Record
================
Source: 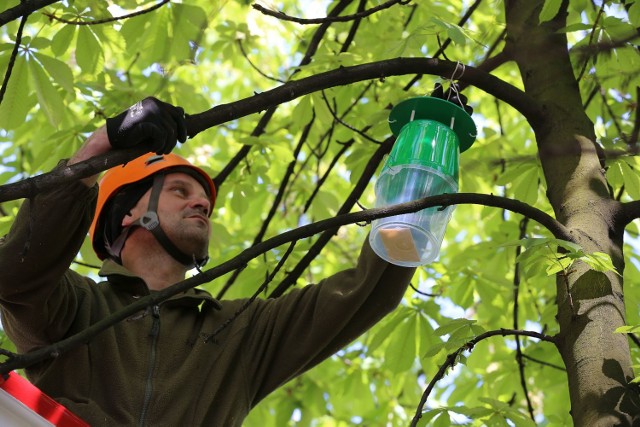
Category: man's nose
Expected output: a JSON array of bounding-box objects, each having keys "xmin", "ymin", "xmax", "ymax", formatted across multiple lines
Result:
[{"xmin": 190, "ymin": 194, "xmax": 211, "ymax": 216}]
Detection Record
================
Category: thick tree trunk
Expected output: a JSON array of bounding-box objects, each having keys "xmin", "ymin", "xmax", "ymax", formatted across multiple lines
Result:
[{"xmin": 504, "ymin": 0, "xmax": 639, "ymax": 424}]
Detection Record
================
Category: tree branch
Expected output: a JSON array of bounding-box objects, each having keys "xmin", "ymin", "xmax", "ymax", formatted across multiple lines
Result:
[
  {"xmin": 186, "ymin": 57, "xmax": 542, "ymax": 137},
  {"xmin": 0, "ymin": 146, "xmax": 149, "ymax": 203},
  {"xmin": 252, "ymin": 0, "xmax": 409, "ymax": 25},
  {"xmin": 0, "ymin": 193, "xmax": 565, "ymax": 374},
  {"xmin": 0, "ymin": 57, "xmax": 538, "ymax": 204},
  {"xmin": 620, "ymin": 200, "xmax": 640, "ymax": 226},
  {"xmin": 0, "ymin": 0, "xmax": 57, "ymax": 27},
  {"xmin": 410, "ymin": 328, "xmax": 556, "ymax": 427}
]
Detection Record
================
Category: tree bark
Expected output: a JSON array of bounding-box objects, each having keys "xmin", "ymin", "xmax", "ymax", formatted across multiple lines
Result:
[{"xmin": 504, "ymin": 0, "xmax": 639, "ymax": 424}]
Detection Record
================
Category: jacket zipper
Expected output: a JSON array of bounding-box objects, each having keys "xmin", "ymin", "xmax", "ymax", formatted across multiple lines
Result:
[{"xmin": 138, "ymin": 305, "xmax": 160, "ymax": 427}]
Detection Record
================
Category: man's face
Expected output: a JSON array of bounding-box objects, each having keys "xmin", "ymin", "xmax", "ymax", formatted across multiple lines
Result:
[{"xmin": 124, "ymin": 172, "xmax": 212, "ymax": 260}]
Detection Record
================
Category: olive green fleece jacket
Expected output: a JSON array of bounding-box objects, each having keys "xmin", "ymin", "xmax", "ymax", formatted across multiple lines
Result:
[{"xmin": 0, "ymin": 169, "xmax": 415, "ymax": 427}]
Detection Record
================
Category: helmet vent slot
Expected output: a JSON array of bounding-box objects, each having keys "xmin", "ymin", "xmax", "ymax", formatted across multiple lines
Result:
[{"xmin": 145, "ymin": 155, "xmax": 165, "ymax": 166}]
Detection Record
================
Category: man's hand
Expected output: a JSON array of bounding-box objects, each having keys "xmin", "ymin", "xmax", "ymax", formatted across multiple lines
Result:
[
  {"xmin": 106, "ymin": 97, "xmax": 188, "ymax": 154},
  {"xmin": 430, "ymin": 83, "xmax": 473, "ymax": 115}
]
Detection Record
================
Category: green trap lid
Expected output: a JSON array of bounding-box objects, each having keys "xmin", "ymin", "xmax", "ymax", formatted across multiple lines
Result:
[{"xmin": 388, "ymin": 96, "xmax": 477, "ymax": 152}]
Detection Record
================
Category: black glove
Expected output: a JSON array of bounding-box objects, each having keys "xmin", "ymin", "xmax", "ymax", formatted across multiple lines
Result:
[
  {"xmin": 431, "ymin": 83, "xmax": 473, "ymax": 115},
  {"xmin": 106, "ymin": 97, "xmax": 188, "ymax": 154}
]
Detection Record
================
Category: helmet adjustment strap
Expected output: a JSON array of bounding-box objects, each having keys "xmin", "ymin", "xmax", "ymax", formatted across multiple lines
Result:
[{"xmin": 134, "ymin": 174, "xmax": 208, "ymax": 268}]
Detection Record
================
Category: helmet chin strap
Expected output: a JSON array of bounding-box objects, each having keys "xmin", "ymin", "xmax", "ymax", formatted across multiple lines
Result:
[{"xmin": 124, "ymin": 174, "xmax": 208, "ymax": 269}]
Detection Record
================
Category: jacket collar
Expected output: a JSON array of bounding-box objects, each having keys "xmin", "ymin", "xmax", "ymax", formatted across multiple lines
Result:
[{"xmin": 98, "ymin": 259, "xmax": 221, "ymax": 309}]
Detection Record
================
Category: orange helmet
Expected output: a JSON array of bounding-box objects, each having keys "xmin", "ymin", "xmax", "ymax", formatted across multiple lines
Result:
[{"xmin": 90, "ymin": 152, "xmax": 216, "ymax": 260}]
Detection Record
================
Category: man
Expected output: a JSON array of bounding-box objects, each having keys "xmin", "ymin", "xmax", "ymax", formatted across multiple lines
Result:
[{"xmin": 0, "ymin": 98, "xmax": 416, "ymax": 426}]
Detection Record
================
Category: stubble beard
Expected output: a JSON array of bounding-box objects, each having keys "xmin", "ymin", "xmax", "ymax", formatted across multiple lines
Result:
[{"xmin": 169, "ymin": 214, "xmax": 211, "ymax": 260}]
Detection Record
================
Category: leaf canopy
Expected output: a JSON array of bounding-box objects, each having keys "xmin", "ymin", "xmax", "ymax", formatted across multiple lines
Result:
[{"xmin": 1, "ymin": 0, "xmax": 640, "ymax": 425}]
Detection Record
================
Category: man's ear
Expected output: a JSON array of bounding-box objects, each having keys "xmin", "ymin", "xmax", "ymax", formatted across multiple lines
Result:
[{"xmin": 121, "ymin": 212, "xmax": 135, "ymax": 227}]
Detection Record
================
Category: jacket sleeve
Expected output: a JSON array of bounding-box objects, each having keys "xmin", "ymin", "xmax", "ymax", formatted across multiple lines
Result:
[
  {"xmin": 243, "ymin": 238, "xmax": 416, "ymax": 403},
  {"xmin": 0, "ymin": 162, "xmax": 98, "ymax": 352}
]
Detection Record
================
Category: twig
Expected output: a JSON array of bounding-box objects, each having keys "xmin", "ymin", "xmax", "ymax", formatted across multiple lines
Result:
[
  {"xmin": 42, "ymin": 0, "xmax": 170, "ymax": 26},
  {"xmin": 205, "ymin": 241, "xmax": 296, "ymax": 342},
  {"xmin": 0, "ymin": 12, "xmax": 28, "ymax": 106},
  {"xmin": 512, "ymin": 218, "xmax": 535, "ymax": 420},
  {"xmin": 237, "ymin": 39, "xmax": 285, "ymax": 83},
  {"xmin": 340, "ymin": 0, "xmax": 367, "ymax": 52},
  {"xmin": 521, "ymin": 353, "xmax": 565, "ymax": 371},
  {"xmin": 71, "ymin": 259, "xmax": 100, "ymax": 269},
  {"xmin": 628, "ymin": 86, "xmax": 640, "ymax": 148},
  {"xmin": 302, "ymin": 140, "xmax": 353, "ymax": 213},
  {"xmin": 409, "ymin": 282, "xmax": 439, "ymax": 297},
  {"xmin": 320, "ymin": 91, "xmax": 381, "ymax": 144},
  {"xmin": 572, "ymin": 28, "xmax": 640, "ymax": 56},
  {"xmin": 628, "ymin": 333, "xmax": 640, "ymax": 348},
  {"xmin": 576, "ymin": 1, "xmax": 605, "ymax": 82},
  {"xmin": 252, "ymin": 0, "xmax": 410, "ymax": 25},
  {"xmin": 410, "ymin": 328, "xmax": 556, "ymax": 427}
]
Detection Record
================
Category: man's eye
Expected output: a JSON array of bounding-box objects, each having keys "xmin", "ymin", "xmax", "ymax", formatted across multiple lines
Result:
[{"xmin": 171, "ymin": 187, "xmax": 187, "ymax": 196}]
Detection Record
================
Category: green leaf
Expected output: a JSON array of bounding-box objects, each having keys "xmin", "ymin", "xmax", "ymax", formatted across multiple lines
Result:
[
  {"xmin": 238, "ymin": 136, "xmax": 263, "ymax": 146},
  {"xmin": 495, "ymin": 162, "xmax": 535, "ymax": 186},
  {"xmin": 630, "ymin": 2, "xmax": 640, "ymax": 27},
  {"xmin": 432, "ymin": 411, "xmax": 451, "ymax": 427},
  {"xmin": 423, "ymin": 340, "xmax": 447, "ymax": 358},
  {"xmin": 29, "ymin": 59, "xmax": 65, "ymax": 127},
  {"xmin": 170, "ymin": 4, "xmax": 207, "ymax": 61},
  {"xmin": 479, "ymin": 397, "xmax": 511, "ymax": 411},
  {"xmin": 580, "ymin": 252, "xmax": 620, "ymax": 275},
  {"xmin": 367, "ymin": 307, "xmax": 411, "ymax": 353},
  {"xmin": 0, "ymin": 56, "xmax": 35, "ymax": 129},
  {"xmin": 309, "ymin": 189, "xmax": 339, "ymax": 219},
  {"xmin": 559, "ymin": 23, "xmax": 594, "ymax": 33},
  {"xmin": 415, "ymin": 409, "xmax": 443, "ymax": 426},
  {"xmin": 446, "ymin": 26, "xmax": 466, "ymax": 46},
  {"xmin": 539, "ymin": 0, "xmax": 563, "ymax": 23},
  {"xmin": 512, "ymin": 167, "xmax": 539, "ymax": 206},
  {"xmin": 384, "ymin": 314, "xmax": 417, "ymax": 373},
  {"xmin": 453, "ymin": 405, "xmax": 494, "ymax": 418},
  {"xmin": 144, "ymin": 8, "xmax": 171, "ymax": 64},
  {"xmin": 34, "ymin": 53, "xmax": 75, "ymax": 94},
  {"xmin": 291, "ymin": 96, "xmax": 314, "ymax": 132},
  {"xmin": 76, "ymin": 27, "xmax": 102, "ymax": 74},
  {"xmin": 228, "ymin": 183, "xmax": 251, "ymax": 216},
  {"xmin": 545, "ymin": 255, "xmax": 573, "ymax": 275},
  {"xmin": 615, "ymin": 324, "xmax": 640, "ymax": 334},
  {"xmin": 434, "ymin": 318, "xmax": 477, "ymax": 336},
  {"xmin": 619, "ymin": 160, "xmax": 640, "ymax": 199}
]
